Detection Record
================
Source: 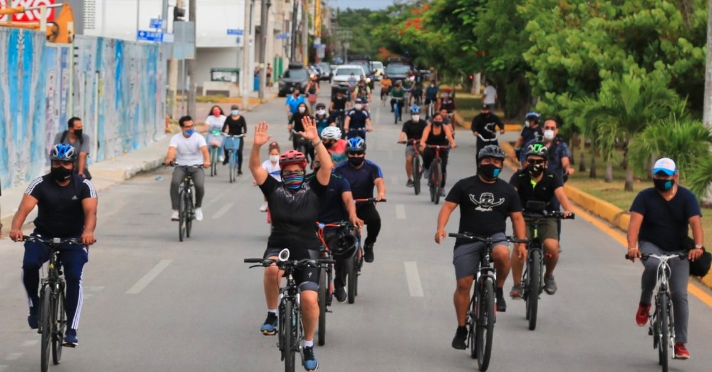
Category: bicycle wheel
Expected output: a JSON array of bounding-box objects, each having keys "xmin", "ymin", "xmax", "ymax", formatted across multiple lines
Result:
[
  {"xmin": 477, "ymin": 278, "xmax": 495, "ymax": 371},
  {"xmin": 468, "ymin": 296, "xmax": 478, "ymax": 359},
  {"xmin": 52, "ymin": 286, "xmax": 66, "ymax": 364},
  {"xmin": 228, "ymin": 150, "xmax": 236, "ymax": 183},
  {"xmin": 430, "ymin": 160, "xmax": 440, "ymax": 203},
  {"xmin": 355, "ymin": 248, "xmax": 362, "ymax": 297},
  {"xmin": 658, "ymin": 294, "xmax": 669, "ymax": 371},
  {"xmin": 185, "ymin": 192, "xmax": 193, "ymax": 238},
  {"xmin": 527, "ymin": 249, "xmax": 541, "ymax": 331},
  {"xmin": 434, "ymin": 160, "xmax": 442, "ymax": 205},
  {"xmin": 413, "ymin": 155, "xmax": 421, "ymax": 195},
  {"xmin": 347, "ymin": 254, "xmax": 357, "ymax": 304},
  {"xmin": 211, "ymin": 147, "xmax": 218, "ymax": 177},
  {"xmin": 283, "ymin": 301, "xmax": 296, "ymax": 372},
  {"xmin": 178, "ymin": 189, "xmax": 186, "ymax": 242},
  {"xmin": 394, "ymin": 103, "xmax": 399, "ymax": 124},
  {"xmin": 317, "ymin": 268, "xmax": 327, "ymax": 346},
  {"xmin": 40, "ymin": 288, "xmax": 51, "ymax": 372}
]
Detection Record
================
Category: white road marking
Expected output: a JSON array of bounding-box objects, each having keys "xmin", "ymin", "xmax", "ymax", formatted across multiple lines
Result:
[
  {"xmin": 212, "ymin": 202, "xmax": 235, "ymax": 219},
  {"xmin": 404, "ymin": 261, "xmax": 424, "ymax": 297},
  {"xmin": 126, "ymin": 259, "xmax": 173, "ymax": 295},
  {"xmin": 21, "ymin": 340, "xmax": 38, "ymax": 347},
  {"xmin": 5, "ymin": 353, "xmax": 21, "ymax": 361},
  {"xmin": 203, "ymin": 186, "xmax": 235, "ymax": 208},
  {"xmin": 396, "ymin": 204, "xmax": 406, "ymax": 220}
]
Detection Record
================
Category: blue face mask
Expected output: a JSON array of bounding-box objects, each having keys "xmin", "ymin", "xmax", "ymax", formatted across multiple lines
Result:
[
  {"xmin": 231, "ymin": 110, "xmax": 239, "ymax": 116},
  {"xmin": 185, "ymin": 129, "xmax": 195, "ymax": 136}
]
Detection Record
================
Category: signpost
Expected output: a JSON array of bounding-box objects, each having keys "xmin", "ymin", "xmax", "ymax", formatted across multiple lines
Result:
[
  {"xmin": 227, "ymin": 29, "xmax": 244, "ymax": 36},
  {"xmin": 136, "ymin": 30, "xmax": 164, "ymax": 42}
]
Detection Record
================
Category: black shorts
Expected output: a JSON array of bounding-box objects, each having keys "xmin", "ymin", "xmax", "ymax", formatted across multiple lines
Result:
[{"xmin": 263, "ymin": 247, "xmax": 320, "ymax": 292}]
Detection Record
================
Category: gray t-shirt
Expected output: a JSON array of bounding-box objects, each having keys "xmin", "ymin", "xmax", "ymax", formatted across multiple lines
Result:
[{"xmin": 54, "ymin": 131, "xmax": 91, "ymax": 155}]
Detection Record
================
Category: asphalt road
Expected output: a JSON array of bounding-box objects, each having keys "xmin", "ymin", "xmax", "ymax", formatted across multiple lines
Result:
[{"xmin": 1, "ymin": 83, "xmax": 711, "ymax": 372}]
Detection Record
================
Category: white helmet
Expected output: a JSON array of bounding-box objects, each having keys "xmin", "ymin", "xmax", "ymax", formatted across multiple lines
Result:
[{"xmin": 321, "ymin": 126, "xmax": 342, "ymax": 140}]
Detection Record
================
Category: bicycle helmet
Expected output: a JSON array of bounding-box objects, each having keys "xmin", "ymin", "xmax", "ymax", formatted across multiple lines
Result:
[
  {"xmin": 50, "ymin": 143, "xmax": 77, "ymax": 161},
  {"xmin": 330, "ymin": 229, "xmax": 358, "ymax": 259},
  {"xmin": 279, "ymin": 150, "xmax": 307, "ymax": 169},
  {"xmin": 411, "ymin": 105, "xmax": 420, "ymax": 114},
  {"xmin": 316, "ymin": 102, "xmax": 326, "ymax": 110},
  {"xmin": 477, "ymin": 145, "xmax": 505, "ymax": 161},
  {"xmin": 321, "ymin": 126, "xmax": 342, "ymax": 140},
  {"xmin": 525, "ymin": 111, "xmax": 541, "ymax": 122},
  {"xmin": 346, "ymin": 137, "xmax": 367, "ymax": 153},
  {"xmin": 525, "ymin": 142, "xmax": 549, "ymax": 159}
]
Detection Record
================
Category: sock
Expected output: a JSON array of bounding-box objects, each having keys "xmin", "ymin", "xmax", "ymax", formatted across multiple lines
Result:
[
  {"xmin": 268, "ymin": 309, "xmax": 277, "ymax": 315},
  {"xmin": 302, "ymin": 339, "xmax": 314, "ymax": 348}
]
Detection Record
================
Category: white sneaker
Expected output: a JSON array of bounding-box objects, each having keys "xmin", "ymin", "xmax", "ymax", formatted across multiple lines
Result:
[
  {"xmin": 195, "ymin": 208, "xmax": 204, "ymax": 221},
  {"xmin": 171, "ymin": 210, "xmax": 179, "ymax": 221},
  {"xmin": 259, "ymin": 203, "xmax": 268, "ymax": 212},
  {"xmin": 219, "ymin": 155, "xmax": 225, "ymax": 162}
]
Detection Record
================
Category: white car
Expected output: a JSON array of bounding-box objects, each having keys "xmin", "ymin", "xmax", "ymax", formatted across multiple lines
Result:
[
  {"xmin": 331, "ymin": 65, "xmax": 366, "ymax": 98},
  {"xmin": 371, "ymin": 61, "xmax": 384, "ymax": 81}
]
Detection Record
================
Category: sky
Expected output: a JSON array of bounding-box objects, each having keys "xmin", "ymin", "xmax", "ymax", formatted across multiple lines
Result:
[{"xmin": 331, "ymin": 0, "xmax": 392, "ymax": 10}]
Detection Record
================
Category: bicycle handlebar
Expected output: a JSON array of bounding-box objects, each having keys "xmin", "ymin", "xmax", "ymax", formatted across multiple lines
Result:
[
  {"xmin": 448, "ymin": 233, "xmax": 528, "ymax": 244},
  {"xmin": 168, "ymin": 163, "xmax": 205, "ymax": 168},
  {"xmin": 522, "ymin": 211, "xmax": 575, "ymax": 220},
  {"xmin": 317, "ymin": 221, "xmax": 354, "ymax": 230},
  {"xmin": 21, "ymin": 235, "xmax": 84, "ymax": 245},
  {"xmin": 397, "ymin": 140, "xmax": 420, "ymax": 145},
  {"xmin": 354, "ymin": 198, "xmax": 386, "ymax": 204},
  {"xmin": 244, "ymin": 257, "xmax": 336, "ymax": 268},
  {"xmin": 477, "ymin": 133, "xmax": 499, "ymax": 142},
  {"xmin": 624, "ymin": 253, "xmax": 687, "ymax": 261},
  {"xmin": 425, "ymin": 145, "xmax": 450, "ymax": 150}
]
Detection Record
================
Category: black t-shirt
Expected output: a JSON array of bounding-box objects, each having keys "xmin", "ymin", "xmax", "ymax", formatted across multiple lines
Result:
[
  {"xmin": 26, "ymin": 174, "xmax": 97, "ymax": 237},
  {"xmin": 334, "ymin": 160, "xmax": 383, "ymax": 199},
  {"xmin": 222, "ymin": 116, "xmax": 247, "ymax": 136},
  {"xmin": 401, "ymin": 119, "xmax": 428, "ymax": 140},
  {"xmin": 509, "ymin": 169, "xmax": 563, "ymax": 210},
  {"xmin": 259, "ymin": 175, "xmax": 327, "ymax": 250},
  {"xmin": 289, "ymin": 113, "xmax": 310, "ymax": 132},
  {"xmin": 445, "ymin": 176, "xmax": 522, "ymax": 247},
  {"xmin": 332, "ymin": 96, "xmax": 348, "ymax": 111},
  {"xmin": 346, "ymin": 109, "xmax": 370, "ymax": 129},
  {"xmin": 471, "ymin": 113, "xmax": 504, "ymax": 139},
  {"xmin": 630, "ymin": 187, "xmax": 701, "ymax": 252},
  {"xmin": 519, "ymin": 126, "xmax": 542, "ymax": 146},
  {"xmin": 306, "ymin": 172, "xmax": 351, "ymax": 223}
]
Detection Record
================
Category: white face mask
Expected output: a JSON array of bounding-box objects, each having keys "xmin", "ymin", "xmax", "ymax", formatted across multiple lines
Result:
[
  {"xmin": 544, "ymin": 129, "xmax": 555, "ymax": 141},
  {"xmin": 412, "ymin": 115, "xmax": 420, "ymax": 121},
  {"xmin": 317, "ymin": 109, "xmax": 326, "ymax": 115},
  {"xmin": 355, "ymin": 104, "xmax": 363, "ymax": 110},
  {"xmin": 269, "ymin": 155, "xmax": 280, "ymax": 163},
  {"xmin": 298, "ymin": 107, "xmax": 306, "ymax": 113}
]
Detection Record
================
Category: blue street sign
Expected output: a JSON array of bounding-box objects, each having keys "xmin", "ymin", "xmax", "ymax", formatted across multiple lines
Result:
[
  {"xmin": 150, "ymin": 18, "xmax": 163, "ymax": 29},
  {"xmin": 137, "ymin": 30, "xmax": 164, "ymax": 42},
  {"xmin": 276, "ymin": 32, "xmax": 290, "ymax": 40},
  {"xmin": 227, "ymin": 29, "xmax": 244, "ymax": 36}
]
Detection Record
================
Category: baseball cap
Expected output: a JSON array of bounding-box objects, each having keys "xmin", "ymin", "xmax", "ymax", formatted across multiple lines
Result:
[{"xmin": 653, "ymin": 158, "xmax": 676, "ymax": 176}]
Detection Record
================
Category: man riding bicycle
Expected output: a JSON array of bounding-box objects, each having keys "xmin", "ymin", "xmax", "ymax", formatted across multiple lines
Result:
[
  {"xmin": 508, "ymin": 143, "xmax": 573, "ymax": 298},
  {"xmin": 397, "ymin": 106, "xmax": 428, "ymax": 187},
  {"xmin": 472, "ymin": 104, "xmax": 504, "ymax": 154},
  {"xmin": 329, "ymin": 90, "xmax": 350, "ymax": 129},
  {"xmin": 434, "ymin": 145, "xmax": 527, "ymax": 350},
  {"xmin": 389, "ymin": 81, "xmax": 406, "ymax": 119},
  {"xmin": 424, "ymin": 80, "xmax": 439, "ymax": 115},
  {"xmin": 353, "ymin": 80, "xmax": 372, "ymax": 110},
  {"xmin": 320, "ymin": 126, "xmax": 348, "ymax": 167},
  {"xmin": 343, "ymin": 98, "xmax": 372, "ymax": 140},
  {"xmin": 250, "ymin": 117, "xmax": 333, "ymax": 371},
  {"xmin": 513, "ymin": 112, "xmax": 542, "ymax": 160},
  {"xmin": 438, "ymin": 88, "xmax": 456, "ymax": 117},
  {"xmin": 380, "ymin": 75, "xmax": 392, "ymax": 101},
  {"xmin": 9, "ymin": 143, "xmax": 98, "ymax": 347}
]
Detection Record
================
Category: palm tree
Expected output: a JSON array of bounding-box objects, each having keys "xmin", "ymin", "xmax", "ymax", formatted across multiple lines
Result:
[{"xmin": 687, "ymin": 156, "xmax": 712, "ymax": 203}]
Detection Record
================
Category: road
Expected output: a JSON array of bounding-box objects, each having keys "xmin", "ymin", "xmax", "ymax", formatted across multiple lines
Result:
[{"xmin": 1, "ymin": 83, "xmax": 711, "ymax": 372}]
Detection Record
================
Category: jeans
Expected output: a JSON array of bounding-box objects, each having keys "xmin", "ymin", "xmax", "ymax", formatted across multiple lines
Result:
[{"xmin": 170, "ymin": 166, "xmax": 205, "ymax": 210}]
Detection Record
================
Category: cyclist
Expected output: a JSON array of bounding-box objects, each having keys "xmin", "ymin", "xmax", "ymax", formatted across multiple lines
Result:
[
  {"xmin": 434, "ymin": 145, "xmax": 527, "ymax": 349},
  {"xmin": 314, "ymin": 103, "xmax": 330, "ymax": 135},
  {"xmin": 288, "ymin": 102, "xmax": 315, "ymax": 162},
  {"xmin": 403, "ymin": 73, "xmax": 414, "ymax": 105},
  {"xmin": 438, "ymin": 88, "xmax": 456, "ymax": 117},
  {"xmin": 203, "ymin": 105, "xmax": 226, "ymax": 162},
  {"xmin": 329, "ymin": 90, "xmax": 350, "ymax": 129},
  {"xmin": 513, "ymin": 111, "xmax": 542, "ymax": 160},
  {"xmin": 334, "ymin": 138, "xmax": 386, "ymax": 263},
  {"xmin": 306, "ymin": 75, "xmax": 320, "ymax": 112},
  {"xmin": 285, "ymin": 88, "xmax": 306, "ymax": 122},
  {"xmin": 256, "ymin": 142, "xmax": 282, "ymax": 212},
  {"xmin": 221, "ymin": 104, "xmax": 247, "ymax": 172},
  {"xmin": 411, "ymin": 75, "xmax": 424, "ymax": 107},
  {"xmin": 9, "ymin": 144, "xmax": 98, "ymax": 347},
  {"xmin": 420, "ymin": 113, "xmax": 457, "ymax": 196},
  {"xmin": 627, "ymin": 157, "xmax": 705, "ymax": 360},
  {"xmin": 249, "ymin": 118, "xmax": 333, "ymax": 371},
  {"xmin": 389, "ymin": 81, "xmax": 406, "ymax": 120},
  {"xmin": 320, "ymin": 126, "xmax": 348, "ymax": 167},
  {"xmin": 165, "ymin": 116, "xmax": 210, "ymax": 222},
  {"xmin": 397, "ymin": 106, "xmax": 428, "ymax": 187},
  {"xmin": 353, "ymin": 80, "xmax": 372, "ymax": 110},
  {"xmin": 347, "ymin": 72, "xmax": 358, "ymax": 98},
  {"xmin": 508, "ymin": 143, "xmax": 573, "ymax": 298},
  {"xmin": 343, "ymin": 98, "xmax": 372, "ymax": 140},
  {"xmin": 424, "ymin": 80, "xmax": 439, "ymax": 116},
  {"xmin": 380, "ymin": 75, "xmax": 392, "ymax": 101},
  {"xmin": 471, "ymin": 104, "xmax": 504, "ymax": 153}
]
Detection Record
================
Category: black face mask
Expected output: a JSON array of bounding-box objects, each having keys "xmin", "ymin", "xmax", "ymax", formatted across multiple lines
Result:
[
  {"xmin": 432, "ymin": 121, "xmax": 443, "ymax": 126},
  {"xmin": 74, "ymin": 129, "xmax": 83, "ymax": 137},
  {"xmin": 478, "ymin": 164, "xmax": 501, "ymax": 181},
  {"xmin": 51, "ymin": 166, "xmax": 73, "ymax": 181},
  {"xmin": 653, "ymin": 178, "xmax": 675, "ymax": 191},
  {"xmin": 323, "ymin": 141, "xmax": 334, "ymax": 149},
  {"xmin": 348, "ymin": 157, "xmax": 365, "ymax": 167},
  {"xmin": 528, "ymin": 164, "xmax": 544, "ymax": 177}
]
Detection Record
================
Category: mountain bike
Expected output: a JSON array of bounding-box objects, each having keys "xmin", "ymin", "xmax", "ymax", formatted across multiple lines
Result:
[
  {"xmin": 349, "ymin": 198, "xmax": 386, "ymax": 304},
  {"xmin": 392, "ymin": 97, "xmax": 404, "ymax": 124},
  {"xmin": 207, "ymin": 129, "xmax": 223, "ymax": 177},
  {"xmin": 173, "ymin": 164, "xmax": 201, "ymax": 242},
  {"xmin": 398, "ymin": 139, "xmax": 422, "ymax": 195},
  {"xmin": 425, "ymin": 145, "xmax": 450, "ymax": 205},
  {"xmin": 224, "ymin": 134, "xmax": 244, "ymax": 183},
  {"xmin": 245, "ymin": 250, "xmax": 334, "ymax": 372},
  {"xmin": 520, "ymin": 205, "xmax": 574, "ymax": 331},
  {"xmin": 448, "ymin": 233, "xmax": 528, "ymax": 371}
]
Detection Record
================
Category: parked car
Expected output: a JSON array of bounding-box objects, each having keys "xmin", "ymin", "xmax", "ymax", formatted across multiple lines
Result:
[
  {"xmin": 331, "ymin": 64, "xmax": 367, "ymax": 98},
  {"xmin": 384, "ymin": 63, "xmax": 410, "ymax": 84},
  {"xmin": 278, "ymin": 62, "xmax": 311, "ymax": 97},
  {"xmin": 317, "ymin": 62, "xmax": 332, "ymax": 82}
]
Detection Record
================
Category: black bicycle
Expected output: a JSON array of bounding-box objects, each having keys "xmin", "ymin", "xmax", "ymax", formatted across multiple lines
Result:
[
  {"xmin": 173, "ymin": 164, "xmax": 202, "ymax": 242},
  {"xmin": 348, "ymin": 198, "xmax": 386, "ymax": 304},
  {"xmin": 426, "ymin": 145, "xmax": 450, "ymax": 205},
  {"xmin": 22, "ymin": 235, "xmax": 84, "ymax": 372},
  {"xmin": 398, "ymin": 140, "xmax": 422, "ymax": 195},
  {"xmin": 520, "ymin": 205, "xmax": 574, "ymax": 331},
  {"xmin": 245, "ymin": 250, "xmax": 334, "ymax": 372},
  {"xmin": 448, "ymin": 233, "xmax": 527, "ymax": 371}
]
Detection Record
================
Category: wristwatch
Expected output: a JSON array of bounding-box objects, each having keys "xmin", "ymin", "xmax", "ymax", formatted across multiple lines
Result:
[{"xmin": 695, "ymin": 244, "xmax": 704, "ymax": 249}]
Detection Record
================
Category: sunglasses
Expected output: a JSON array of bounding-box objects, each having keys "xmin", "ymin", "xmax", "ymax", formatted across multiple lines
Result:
[
  {"xmin": 527, "ymin": 159, "xmax": 546, "ymax": 165},
  {"xmin": 347, "ymin": 152, "xmax": 365, "ymax": 157}
]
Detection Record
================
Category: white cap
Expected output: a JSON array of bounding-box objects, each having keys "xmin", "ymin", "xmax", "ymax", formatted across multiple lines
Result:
[{"xmin": 653, "ymin": 158, "xmax": 676, "ymax": 176}]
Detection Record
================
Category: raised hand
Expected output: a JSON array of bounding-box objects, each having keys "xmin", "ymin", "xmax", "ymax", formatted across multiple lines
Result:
[
  {"xmin": 299, "ymin": 116, "xmax": 319, "ymax": 142},
  {"xmin": 253, "ymin": 121, "xmax": 272, "ymax": 146}
]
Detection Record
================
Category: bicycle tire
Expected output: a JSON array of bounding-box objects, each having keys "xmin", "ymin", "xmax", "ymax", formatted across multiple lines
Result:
[
  {"xmin": 318, "ymin": 269, "xmax": 327, "ymax": 346},
  {"xmin": 527, "ymin": 249, "xmax": 541, "ymax": 331},
  {"xmin": 229, "ymin": 150, "xmax": 236, "ymax": 183},
  {"xmin": 283, "ymin": 300, "xmax": 296, "ymax": 372},
  {"xmin": 355, "ymin": 249, "xmax": 362, "ymax": 297},
  {"xmin": 468, "ymin": 296, "xmax": 478, "ymax": 359},
  {"xmin": 211, "ymin": 147, "xmax": 218, "ymax": 177},
  {"xmin": 185, "ymin": 191, "xmax": 193, "ymax": 238},
  {"xmin": 394, "ymin": 102, "xmax": 400, "ymax": 124},
  {"xmin": 659, "ymin": 293, "xmax": 669, "ymax": 371},
  {"xmin": 430, "ymin": 160, "xmax": 440, "ymax": 203},
  {"xmin": 40, "ymin": 289, "xmax": 51, "ymax": 372},
  {"xmin": 413, "ymin": 155, "xmax": 421, "ymax": 195},
  {"xmin": 434, "ymin": 159, "xmax": 442, "ymax": 205},
  {"xmin": 178, "ymin": 190, "xmax": 186, "ymax": 242},
  {"xmin": 347, "ymin": 255, "xmax": 356, "ymax": 304},
  {"xmin": 52, "ymin": 286, "xmax": 65, "ymax": 364},
  {"xmin": 477, "ymin": 278, "xmax": 495, "ymax": 371}
]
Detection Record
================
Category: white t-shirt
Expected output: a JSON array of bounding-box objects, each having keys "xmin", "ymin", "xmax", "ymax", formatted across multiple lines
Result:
[
  {"xmin": 261, "ymin": 160, "xmax": 281, "ymax": 181},
  {"xmin": 170, "ymin": 133, "xmax": 207, "ymax": 166},
  {"xmin": 205, "ymin": 115, "xmax": 226, "ymax": 131},
  {"xmin": 483, "ymin": 85, "xmax": 497, "ymax": 105}
]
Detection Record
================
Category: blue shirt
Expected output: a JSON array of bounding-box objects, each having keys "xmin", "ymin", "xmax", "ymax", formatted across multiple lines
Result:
[
  {"xmin": 346, "ymin": 109, "xmax": 370, "ymax": 129},
  {"xmin": 306, "ymin": 173, "xmax": 351, "ymax": 223},
  {"xmin": 630, "ymin": 187, "xmax": 701, "ymax": 252},
  {"xmin": 425, "ymin": 85, "xmax": 439, "ymax": 99},
  {"xmin": 334, "ymin": 160, "xmax": 383, "ymax": 199},
  {"xmin": 315, "ymin": 115, "xmax": 330, "ymax": 135},
  {"xmin": 286, "ymin": 95, "xmax": 306, "ymax": 114},
  {"xmin": 522, "ymin": 138, "xmax": 570, "ymax": 180}
]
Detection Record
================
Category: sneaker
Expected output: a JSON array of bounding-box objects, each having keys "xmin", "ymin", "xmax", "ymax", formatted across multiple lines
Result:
[
  {"xmin": 496, "ymin": 287, "xmax": 507, "ymax": 312},
  {"xmin": 334, "ymin": 286, "xmax": 347, "ymax": 303},
  {"xmin": 406, "ymin": 179, "xmax": 414, "ymax": 187},
  {"xmin": 238, "ymin": 170, "xmax": 244, "ymax": 176},
  {"xmin": 439, "ymin": 187, "xmax": 446, "ymax": 197},
  {"xmin": 171, "ymin": 210, "xmax": 179, "ymax": 221},
  {"xmin": 195, "ymin": 208, "xmax": 204, "ymax": 221},
  {"xmin": 259, "ymin": 203, "xmax": 268, "ymax": 212},
  {"xmin": 510, "ymin": 284, "xmax": 524, "ymax": 299},
  {"xmin": 260, "ymin": 312, "xmax": 278, "ymax": 335},
  {"xmin": 544, "ymin": 276, "xmax": 557, "ymax": 295},
  {"xmin": 423, "ymin": 168, "xmax": 430, "ymax": 181},
  {"xmin": 63, "ymin": 329, "xmax": 78, "ymax": 347},
  {"xmin": 302, "ymin": 345, "xmax": 319, "ymax": 371},
  {"xmin": 674, "ymin": 343, "xmax": 690, "ymax": 359},
  {"xmin": 364, "ymin": 243, "xmax": 375, "ymax": 263},
  {"xmin": 451, "ymin": 326, "xmax": 468, "ymax": 350},
  {"xmin": 636, "ymin": 303, "xmax": 651, "ymax": 327},
  {"xmin": 27, "ymin": 306, "xmax": 38, "ymax": 330},
  {"xmin": 219, "ymin": 155, "xmax": 225, "ymax": 163}
]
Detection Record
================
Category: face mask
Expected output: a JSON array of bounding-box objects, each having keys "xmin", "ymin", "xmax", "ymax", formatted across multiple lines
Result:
[
  {"xmin": 478, "ymin": 163, "xmax": 502, "ymax": 181},
  {"xmin": 323, "ymin": 141, "xmax": 334, "ymax": 149},
  {"xmin": 355, "ymin": 104, "xmax": 363, "ymax": 110},
  {"xmin": 443, "ymin": 93, "xmax": 449, "ymax": 98},
  {"xmin": 213, "ymin": 110, "xmax": 220, "ymax": 116},
  {"xmin": 431, "ymin": 83, "xmax": 435, "ymax": 87},
  {"xmin": 524, "ymin": 121, "xmax": 530, "ymax": 128},
  {"xmin": 653, "ymin": 178, "xmax": 675, "ymax": 191},
  {"xmin": 51, "ymin": 166, "xmax": 73, "ymax": 181},
  {"xmin": 298, "ymin": 107, "xmax": 306, "ymax": 113},
  {"xmin": 412, "ymin": 115, "xmax": 420, "ymax": 122},
  {"xmin": 544, "ymin": 129, "xmax": 555, "ymax": 141},
  {"xmin": 348, "ymin": 157, "xmax": 365, "ymax": 167},
  {"xmin": 74, "ymin": 129, "xmax": 83, "ymax": 137},
  {"xmin": 185, "ymin": 129, "xmax": 195, "ymax": 136},
  {"xmin": 433, "ymin": 121, "xmax": 443, "ymax": 126},
  {"xmin": 282, "ymin": 170, "xmax": 305, "ymax": 190},
  {"xmin": 231, "ymin": 110, "xmax": 239, "ymax": 116},
  {"xmin": 269, "ymin": 155, "xmax": 280, "ymax": 163},
  {"xmin": 528, "ymin": 163, "xmax": 544, "ymax": 177},
  {"xmin": 317, "ymin": 109, "xmax": 326, "ymax": 116}
]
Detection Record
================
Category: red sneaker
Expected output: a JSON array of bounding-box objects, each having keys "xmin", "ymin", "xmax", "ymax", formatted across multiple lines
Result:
[
  {"xmin": 674, "ymin": 343, "xmax": 690, "ymax": 360},
  {"xmin": 635, "ymin": 303, "xmax": 651, "ymax": 327}
]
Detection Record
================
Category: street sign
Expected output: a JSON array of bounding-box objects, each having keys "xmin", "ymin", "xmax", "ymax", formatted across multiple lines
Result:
[
  {"xmin": 137, "ymin": 30, "xmax": 163, "ymax": 42},
  {"xmin": 150, "ymin": 18, "xmax": 163, "ymax": 29},
  {"xmin": 276, "ymin": 32, "xmax": 290, "ymax": 40},
  {"xmin": 227, "ymin": 29, "xmax": 244, "ymax": 36}
]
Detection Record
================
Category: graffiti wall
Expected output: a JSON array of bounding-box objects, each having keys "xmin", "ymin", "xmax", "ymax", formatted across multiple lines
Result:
[{"xmin": 0, "ymin": 28, "xmax": 166, "ymax": 189}]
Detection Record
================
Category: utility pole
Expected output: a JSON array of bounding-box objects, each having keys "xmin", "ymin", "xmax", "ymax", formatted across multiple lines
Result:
[
  {"xmin": 301, "ymin": 0, "xmax": 308, "ymax": 66},
  {"xmin": 290, "ymin": 0, "xmax": 298, "ymax": 61},
  {"xmin": 168, "ymin": 0, "xmax": 185, "ymax": 119},
  {"xmin": 704, "ymin": 0, "xmax": 712, "ymax": 204},
  {"xmin": 258, "ymin": 0, "xmax": 272, "ymax": 100},
  {"xmin": 242, "ymin": 0, "xmax": 252, "ymax": 110},
  {"xmin": 186, "ymin": 0, "xmax": 197, "ymax": 118}
]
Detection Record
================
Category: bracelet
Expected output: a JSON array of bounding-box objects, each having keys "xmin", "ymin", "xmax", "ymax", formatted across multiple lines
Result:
[{"xmin": 312, "ymin": 139, "xmax": 322, "ymax": 147}]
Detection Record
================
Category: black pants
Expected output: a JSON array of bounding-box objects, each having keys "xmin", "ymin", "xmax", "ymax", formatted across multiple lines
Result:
[
  {"xmin": 324, "ymin": 229, "xmax": 349, "ymax": 288},
  {"xmin": 357, "ymin": 203, "xmax": 381, "ymax": 246},
  {"xmin": 390, "ymin": 98, "xmax": 404, "ymax": 116},
  {"xmin": 292, "ymin": 137, "xmax": 315, "ymax": 162}
]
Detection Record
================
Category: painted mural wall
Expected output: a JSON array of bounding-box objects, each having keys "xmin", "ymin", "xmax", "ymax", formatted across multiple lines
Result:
[{"xmin": 0, "ymin": 28, "xmax": 167, "ymax": 189}]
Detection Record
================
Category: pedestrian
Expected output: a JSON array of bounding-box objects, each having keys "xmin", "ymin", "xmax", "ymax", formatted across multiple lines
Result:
[
  {"xmin": 266, "ymin": 63, "xmax": 273, "ymax": 87},
  {"xmin": 54, "ymin": 117, "xmax": 92, "ymax": 180},
  {"xmin": 483, "ymin": 80, "xmax": 497, "ymax": 107}
]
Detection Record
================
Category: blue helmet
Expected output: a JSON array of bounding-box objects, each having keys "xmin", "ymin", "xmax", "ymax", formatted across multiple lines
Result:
[
  {"xmin": 346, "ymin": 137, "xmax": 366, "ymax": 153},
  {"xmin": 411, "ymin": 105, "xmax": 420, "ymax": 114},
  {"xmin": 50, "ymin": 144, "xmax": 77, "ymax": 161}
]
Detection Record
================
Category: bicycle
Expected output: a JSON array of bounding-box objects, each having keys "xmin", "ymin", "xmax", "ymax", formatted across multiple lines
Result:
[
  {"xmin": 292, "ymin": 130, "xmax": 314, "ymax": 162},
  {"xmin": 332, "ymin": 109, "xmax": 345, "ymax": 133},
  {"xmin": 349, "ymin": 198, "xmax": 386, "ymax": 304},
  {"xmin": 625, "ymin": 252, "xmax": 686, "ymax": 372},
  {"xmin": 448, "ymin": 233, "xmax": 528, "ymax": 371},
  {"xmin": 392, "ymin": 97, "xmax": 404, "ymax": 124},
  {"xmin": 224, "ymin": 134, "xmax": 244, "ymax": 183},
  {"xmin": 173, "ymin": 164, "xmax": 202, "ymax": 242},
  {"xmin": 520, "ymin": 204, "xmax": 574, "ymax": 331},
  {"xmin": 398, "ymin": 140, "xmax": 422, "ymax": 195},
  {"xmin": 207, "ymin": 129, "xmax": 223, "ymax": 177},
  {"xmin": 22, "ymin": 235, "xmax": 85, "ymax": 372},
  {"xmin": 244, "ymin": 250, "xmax": 334, "ymax": 372},
  {"xmin": 346, "ymin": 127, "xmax": 368, "ymax": 141},
  {"xmin": 425, "ymin": 145, "xmax": 450, "ymax": 205}
]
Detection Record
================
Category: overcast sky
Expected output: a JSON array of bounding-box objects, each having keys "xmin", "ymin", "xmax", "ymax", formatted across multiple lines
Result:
[{"xmin": 331, "ymin": 0, "xmax": 392, "ymax": 10}]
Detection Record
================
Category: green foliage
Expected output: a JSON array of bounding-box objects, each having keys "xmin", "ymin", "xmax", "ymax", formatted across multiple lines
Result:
[{"xmin": 687, "ymin": 156, "xmax": 712, "ymax": 200}]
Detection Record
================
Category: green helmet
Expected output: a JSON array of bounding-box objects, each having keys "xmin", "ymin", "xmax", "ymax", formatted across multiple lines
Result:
[{"xmin": 525, "ymin": 142, "xmax": 549, "ymax": 159}]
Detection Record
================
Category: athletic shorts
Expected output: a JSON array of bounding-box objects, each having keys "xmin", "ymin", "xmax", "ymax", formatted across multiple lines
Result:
[
  {"xmin": 264, "ymin": 247, "xmax": 320, "ymax": 292},
  {"xmin": 525, "ymin": 218, "xmax": 557, "ymax": 242},
  {"xmin": 453, "ymin": 232, "xmax": 508, "ymax": 280}
]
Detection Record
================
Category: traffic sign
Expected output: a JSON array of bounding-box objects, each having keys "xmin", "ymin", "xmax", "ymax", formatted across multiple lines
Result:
[
  {"xmin": 150, "ymin": 18, "xmax": 163, "ymax": 29},
  {"xmin": 227, "ymin": 29, "xmax": 244, "ymax": 36},
  {"xmin": 276, "ymin": 32, "xmax": 290, "ymax": 40},
  {"xmin": 137, "ymin": 30, "xmax": 163, "ymax": 42}
]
